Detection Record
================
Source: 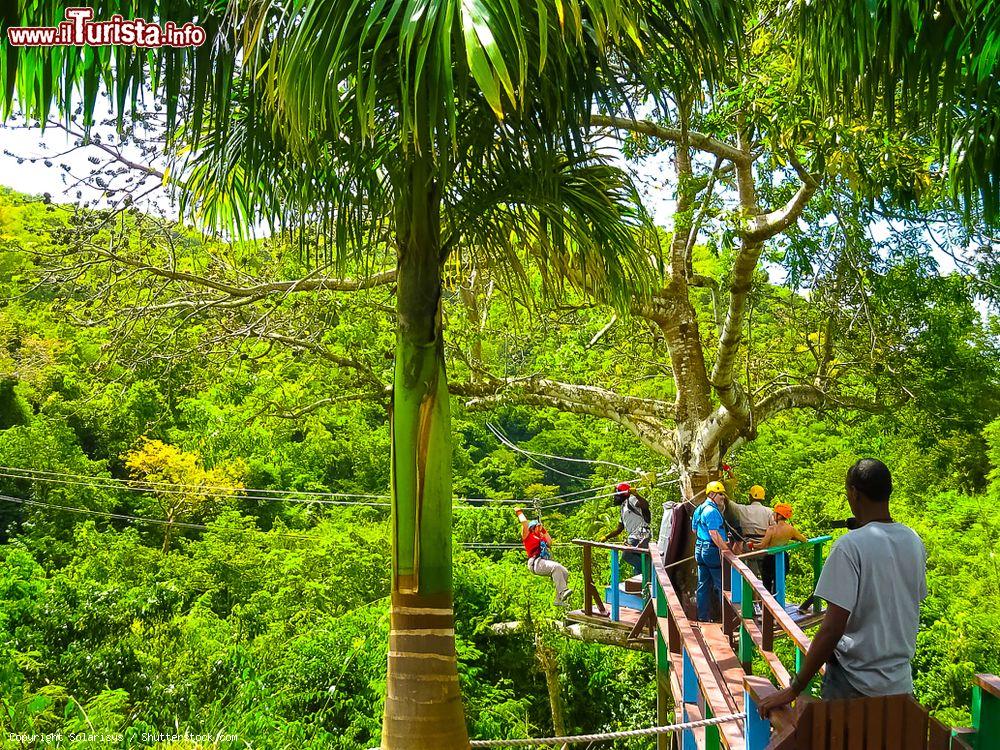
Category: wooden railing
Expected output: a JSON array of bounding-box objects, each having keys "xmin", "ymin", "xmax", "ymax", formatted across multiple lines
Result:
[
  {"xmin": 722, "ymin": 537, "xmax": 831, "ymax": 685},
  {"xmin": 573, "ymin": 538, "xmax": 651, "ymax": 623},
  {"xmin": 650, "ymin": 542, "xmax": 748, "ymax": 750}
]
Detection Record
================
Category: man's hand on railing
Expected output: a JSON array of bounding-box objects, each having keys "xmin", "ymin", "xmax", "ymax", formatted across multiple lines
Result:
[{"xmin": 757, "ymin": 685, "xmax": 801, "ymax": 718}]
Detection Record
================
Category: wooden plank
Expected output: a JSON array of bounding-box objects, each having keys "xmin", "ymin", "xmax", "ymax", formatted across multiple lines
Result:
[
  {"xmin": 696, "ymin": 622, "xmax": 744, "ymax": 714},
  {"xmin": 725, "ymin": 553, "xmax": 813, "ymax": 656},
  {"xmin": 651, "ymin": 549, "xmax": 746, "ymax": 750},
  {"xmin": 828, "ymin": 699, "xmax": 846, "ymax": 750},
  {"xmin": 927, "ymin": 716, "xmax": 950, "ymax": 750},
  {"xmin": 865, "ymin": 694, "xmax": 884, "ymax": 749},
  {"xmin": 811, "ymin": 700, "xmax": 829, "ymax": 750},
  {"xmin": 883, "ymin": 694, "xmax": 904, "ymax": 750},
  {"xmin": 902, "ymin": 695, "xmax": 929, "ymax": 749},
  {"xmin": 572, "ymin": 538, "xmax": 648, "ymax": 554},
  {"xmin": 845, "ymin": 697, "xmax": 865, "ymax": 750},
  {"xmin": 793, "ymin": 704, "xmax": 814, "ymax": 750},
  {"xmin": 950, "ymin": 727, "xmax": 976, "ymax": 750},
  {"xmin": 975, "ymin": 674, "xmax": 1000, "ymax": 700}
]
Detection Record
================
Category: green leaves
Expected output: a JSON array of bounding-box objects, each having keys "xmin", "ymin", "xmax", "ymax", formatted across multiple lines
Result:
[{"xmin": 796, "ymin": 0, "xmax": 1000, "ymax": 225}]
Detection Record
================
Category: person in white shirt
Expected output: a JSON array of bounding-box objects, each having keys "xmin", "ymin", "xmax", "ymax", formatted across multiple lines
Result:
[
  {"xmin": 758, "ymin": 458, "xmax": 927, "ymax": 714},
  {"xmin": 733, "ymin": 484, "xmax": 772, "ymax": 580}
]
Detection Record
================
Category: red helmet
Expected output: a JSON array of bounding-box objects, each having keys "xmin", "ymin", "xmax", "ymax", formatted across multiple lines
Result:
[{"xmin": 616, "ymin": 482, "xmax": 631, "ymax": 492}]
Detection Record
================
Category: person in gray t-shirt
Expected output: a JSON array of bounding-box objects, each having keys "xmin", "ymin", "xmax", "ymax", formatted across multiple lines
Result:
[{"xmin": 758, "ymin": 458, "xmax": 927, "ymax": 715}]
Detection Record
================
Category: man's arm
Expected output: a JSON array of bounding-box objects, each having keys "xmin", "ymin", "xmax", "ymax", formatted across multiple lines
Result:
[
  {"xmin": 514, "ymin": 507, "xmax": 530, "ymax": 540},
  {"xmin": 757, "ymin": 603, "xmax": 851, "ymax": 716},
  {"xmin": 602, "ymin": 522, "xmax": 625, "ymax": 542},
  {"xmin": 791, "ymin": 527, "xmax": 809, "ymax": 544},
  {"xmin": 709, "ymin": 528, "xmax": 730, "ymax": 553}
]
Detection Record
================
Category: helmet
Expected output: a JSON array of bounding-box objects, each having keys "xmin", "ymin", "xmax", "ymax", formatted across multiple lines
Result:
[
  {"xmin": 749, "ymin": 485, "xmax": 766, "ymax": 501},
  {"xmin": 774, "ymin": 503, "xmax": 793, "ymax": 520},
  {"xmin": 528, "ymin": 520, "xmax": 540, "ymax": 529},
  {"xmin": 616, "ymin": 482, "xmax": 631, "ymax": 493},
  {"xmin": 706, "ymin": 480, "xmax": 726, "ymax": 495}
]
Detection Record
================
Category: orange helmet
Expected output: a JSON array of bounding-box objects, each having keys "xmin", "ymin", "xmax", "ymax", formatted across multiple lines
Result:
[{"xmin": 774, "ymin": 503, "xmax": 793, "ymax": 520}]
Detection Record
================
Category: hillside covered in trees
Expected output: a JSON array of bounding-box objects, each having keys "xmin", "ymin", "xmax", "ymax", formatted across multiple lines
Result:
[{"xmin": 0, "ymin": 185, "xmax": 998, "ymax": 747}]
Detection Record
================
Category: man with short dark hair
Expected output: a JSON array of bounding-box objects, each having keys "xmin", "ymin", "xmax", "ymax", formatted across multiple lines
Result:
[{"xmin": 759, "ymin": 458, "xmax": 927, "ymax": 714}]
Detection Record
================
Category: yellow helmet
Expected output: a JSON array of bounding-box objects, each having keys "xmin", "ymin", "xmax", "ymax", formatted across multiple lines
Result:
[
  {"xmin": 749, "ymin": 485, "xmax": 766, "ymax": 501},
  {"xmin": 706, "ymin": 480, "xmax": 726, "ymax": 495}
]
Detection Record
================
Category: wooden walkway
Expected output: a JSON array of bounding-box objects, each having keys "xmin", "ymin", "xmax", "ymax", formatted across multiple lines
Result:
[{"xmin": 565, "ymin": 535, "xmax": 999, "ymax": 749}]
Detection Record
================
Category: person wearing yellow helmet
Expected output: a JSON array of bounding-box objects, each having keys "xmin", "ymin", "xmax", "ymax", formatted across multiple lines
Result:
[
  {"xmin": 690, "ymin": 480, "xmax": 731, "ymax": 621},
  {"xmin": 733, "ymin": 484, "xmax": 772, "ymax": 584}
]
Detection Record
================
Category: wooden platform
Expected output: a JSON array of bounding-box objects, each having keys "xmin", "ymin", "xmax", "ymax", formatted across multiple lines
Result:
[{"xmin": 565, "ymin": 606, "xmax": 642, "ymax": 631}]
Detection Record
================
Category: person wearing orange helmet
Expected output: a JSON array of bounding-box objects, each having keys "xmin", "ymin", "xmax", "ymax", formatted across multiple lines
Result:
[
  {"xmin": 759, "ymin": 501, "xmax": 808, "ymax": 595},
  {"xmin": 601, "ymin": 481, "xmax": 651, "ymax": 577}
]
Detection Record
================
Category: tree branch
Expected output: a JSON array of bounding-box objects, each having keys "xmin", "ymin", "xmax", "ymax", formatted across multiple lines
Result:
[
  {"xmin": 86, "ymin": 246, "xmax": 397, "ymax": 298},
  {"xmin": 590, "ymin": 114, "xmax": 750, "ymax": 164},
  {"xmin": 754, "ymin": 384, "xmax": 903, "ymax": 426}
]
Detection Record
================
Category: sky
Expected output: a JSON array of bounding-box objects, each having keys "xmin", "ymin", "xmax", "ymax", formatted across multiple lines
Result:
[{"xmin": 0, "ymin": 97, "xmax": 965, "ymax": 284}]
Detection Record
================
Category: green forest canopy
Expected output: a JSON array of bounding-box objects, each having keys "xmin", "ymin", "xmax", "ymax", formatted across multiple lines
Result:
[{"xmin": 0, "ymin": 185, "xmax": 998, "ymax": 747}]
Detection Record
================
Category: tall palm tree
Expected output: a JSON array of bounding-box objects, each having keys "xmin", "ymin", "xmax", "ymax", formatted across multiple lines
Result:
[{"xmin": 2, "ymin": 1, "xmax": 738, "ymax": 746}]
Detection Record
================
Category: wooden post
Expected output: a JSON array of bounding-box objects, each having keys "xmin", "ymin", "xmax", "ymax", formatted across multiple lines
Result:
[
  {"xmin": 739, "ymin": 574, "xmax": 754, "ymax": 673},
  {"xmin": 642, "ymin": 551, "xmax": 652, "ymax": 600},
  {"xmin": 744, "ymin": 688, "xmax": 771, "ymax": 750},
  {"xmin": 610, "ymin": 549, "xmax": 621, "ymax": 622},
  {"xmin": 973, "ymin": 674, "xmax": 1000, "ymax": 748},
  {"xmin": 682, "ymin": 648, "xmax": 698, "ymax": 750},
  {"xmin": 654, "ymin": 574, "xmax": 671, "ymax": 750},
  {"xmin": 812, "ymin": 542, "xmax": 824, "ymax": 615},
  {"xmin": 583, "ymin": 543, "xmax": 593, "ymax": 617},
  {"xmin": 774, "ymin": 551, "xmax": 787, "ymax": 609}
]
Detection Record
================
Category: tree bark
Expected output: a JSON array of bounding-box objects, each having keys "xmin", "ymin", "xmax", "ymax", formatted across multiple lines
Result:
[
  {"xmin": 535, "ymin": 635, "xmax": 567, "ymax": 741},
  {"xmin": 381, "ymin": 160, "xmax": 469, "ymax": 750}
]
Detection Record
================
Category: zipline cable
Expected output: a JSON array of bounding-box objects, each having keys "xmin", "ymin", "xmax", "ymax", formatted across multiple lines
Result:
[
  {"xmin": 486, "ymin": 424, "xmax": 594, "ymax": 481},
  {"xmin": 0, "ymin": 466, "xmax": 642, "ymax": 507},
  {"xmin": 0, "ymin": 494, "xmax": 539, "ymax": 552},
  {"xmin": 485, "ymin": 422, "xmax": 649, "ymax": 476}
]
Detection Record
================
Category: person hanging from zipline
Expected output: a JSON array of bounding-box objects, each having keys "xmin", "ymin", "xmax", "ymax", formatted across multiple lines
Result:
[
  {"xmin": 601, "ymin": 482, "xmax": 651, "ymax": 577},
  {"xmin": 515, "ymin": 507, "xmax": 573, "ymax": 606},
  {"xmin": 691, "ymin": 481, "xmax": 731, "ymax": 622},
  {"xmin": 757, "ymin": 502, "xmax": 808, "ymax": 595}
]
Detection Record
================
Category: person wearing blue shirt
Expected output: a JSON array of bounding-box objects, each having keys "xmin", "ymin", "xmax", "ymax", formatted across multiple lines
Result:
[{"xmin": 691, "ymin": 480, "xmax": 732, "ymax": 621}]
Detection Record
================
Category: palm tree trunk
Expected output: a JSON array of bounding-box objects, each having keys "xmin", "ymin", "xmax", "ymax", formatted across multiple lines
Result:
[{"xmin": 381, "ymin": 160, "xmax": 469, "ymax": 750}]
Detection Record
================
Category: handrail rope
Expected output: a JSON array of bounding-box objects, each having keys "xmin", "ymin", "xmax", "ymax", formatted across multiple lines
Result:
[{"xmin": 367, "ymin": 713, "xmax": 743, "ymax": 749}]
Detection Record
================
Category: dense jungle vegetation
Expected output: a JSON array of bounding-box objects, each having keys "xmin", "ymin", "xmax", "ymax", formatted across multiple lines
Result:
[{"xmin": 0, "ymin": 185, "xmax": 998, "ymax": 748}]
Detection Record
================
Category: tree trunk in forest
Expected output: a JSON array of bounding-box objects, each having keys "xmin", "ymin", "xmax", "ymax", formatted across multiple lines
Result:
[
  {"xmin": 535, "ymin": 634, "xmax": 567, "ymax": 741},
  {"xmin": 381, "ymin": 161, "xmax": 469, "ymax": 750}
]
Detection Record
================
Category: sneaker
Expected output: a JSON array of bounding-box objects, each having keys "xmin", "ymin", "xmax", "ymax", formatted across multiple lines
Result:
[{"xmin": 556, "ymin": 588, "xmax": 574, "ymax": 605}]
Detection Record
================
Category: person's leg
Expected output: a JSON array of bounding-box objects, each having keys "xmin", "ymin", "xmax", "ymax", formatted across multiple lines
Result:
[
  {"xmin": 762, "ymin": 554, "xmax": 775, "ymax": 594},
  {"xmin": 532, "ymin": 558, "xmax": 570, "ymax": 603},
  {"xmin": 695, "ymin": 545, "xmax": 716, "ymax": 621},
  {"xmin": 550, "ymin": 561, "xmax": 570, "ymax": 602},
  {"xmin": 622, "ymin": 549, "xmax": 642, "ymax": 577}
]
